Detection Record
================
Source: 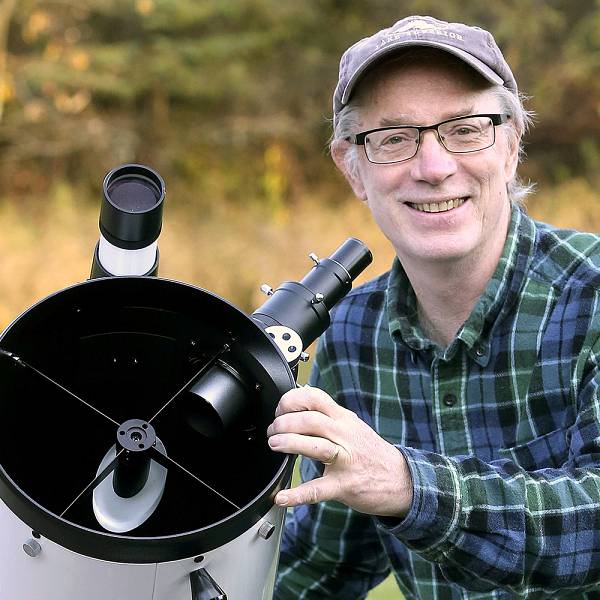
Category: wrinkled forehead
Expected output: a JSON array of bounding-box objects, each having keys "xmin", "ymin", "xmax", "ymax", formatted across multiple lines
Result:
[{"xmin": 354, "ymin": 48, "xmax": 498, "ymax": 121}]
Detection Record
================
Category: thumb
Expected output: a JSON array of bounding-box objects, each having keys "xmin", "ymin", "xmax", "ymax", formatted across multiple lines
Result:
[{"xmin": 275, "ymin": 477, "xmax": 336, "ymax": 508}]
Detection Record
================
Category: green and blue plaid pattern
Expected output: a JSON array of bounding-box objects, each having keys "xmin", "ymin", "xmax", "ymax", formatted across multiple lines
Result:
[{"xmin": 274, "ymin": 206, "xmax": 600, "ymax": 599}]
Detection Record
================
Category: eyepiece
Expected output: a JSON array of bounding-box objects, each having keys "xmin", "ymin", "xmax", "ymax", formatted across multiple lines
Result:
[
  {"xmin": 91, "ymin": 164, "xmax": 166, "ymax": 278},
  {"xmin": 329, "ymin": 237, "xmax": 373, "ymax": 281},
  {"xmin": 100, "ymin": 164, "xmax": 165, "ymax": 250},
  {"xmin": 107, "ymin": 177, "xmax": 159, "ymax": 213}
]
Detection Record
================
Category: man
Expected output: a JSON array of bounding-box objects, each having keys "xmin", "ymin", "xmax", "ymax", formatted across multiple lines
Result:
[{"xmin": 269, "ymin": 15, "xmax": 600, "ymax": 600}]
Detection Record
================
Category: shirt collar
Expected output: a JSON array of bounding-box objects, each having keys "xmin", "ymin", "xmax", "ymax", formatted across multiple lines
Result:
[{"xmin": 387, "ymin": 205, "xmax": 537, "ymax": 364}]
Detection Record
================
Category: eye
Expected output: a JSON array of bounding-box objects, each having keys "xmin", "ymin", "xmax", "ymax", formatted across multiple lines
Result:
[
  {"xmin": 380, "ymin": 132, "xmax": 414, "ymax": 146},
  {"xmin": 453, "ymin": 125, "xmax": 480, "ymax": 136},
  {"xmin": 443, "ymin": 119, "xmax": 488, "ymax": 138}
]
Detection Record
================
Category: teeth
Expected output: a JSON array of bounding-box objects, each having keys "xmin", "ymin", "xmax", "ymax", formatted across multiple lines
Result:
[{"xmin": 411, "ymin": 198, "xmax": 466, "ymax": 213}]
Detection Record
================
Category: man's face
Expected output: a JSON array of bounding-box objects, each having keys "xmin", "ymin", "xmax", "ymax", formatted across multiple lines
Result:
[{"xmin": 338, "ymin": 59, "xmax": 519, "ymax": 266}]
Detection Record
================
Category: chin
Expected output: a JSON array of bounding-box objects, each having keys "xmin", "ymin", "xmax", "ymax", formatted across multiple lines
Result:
[{"xmin": 397, "ymin": 236, "xmax": 478, "ymax": 264}]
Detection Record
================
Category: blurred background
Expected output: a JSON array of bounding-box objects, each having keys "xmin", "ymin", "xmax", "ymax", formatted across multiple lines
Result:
[{"xmin": 0, "ymin": 1, "xmax": 598, "ymax": 596}]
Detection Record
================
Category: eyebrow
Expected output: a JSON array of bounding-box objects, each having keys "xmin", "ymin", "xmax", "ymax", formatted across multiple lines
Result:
[{"xmin": 378, "ymin": 106, "xmax": 477, "ymax": 127}]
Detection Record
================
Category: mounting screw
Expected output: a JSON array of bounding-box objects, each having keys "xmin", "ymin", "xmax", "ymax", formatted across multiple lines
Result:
[
  {"xmin": 311, "ymin": 293, "xmax": 324, "ymax": 304},
  {"xmin": 299, "ymin": 352, "xmax": 310, "ymax": 362},
  {"xmin": 258, "ymin": 521, "xmax": 275, "ymax": 540},
  {"xmin": 260, "ymin": 284, "xmax": 274, "ymax": 296},
  {"xmin": 308, "ymin": 252, "xmax": 319, "ymax": 265},
  {"xmin": 23, "ymin": 539, "xmax": 42, "ymax": 558}
]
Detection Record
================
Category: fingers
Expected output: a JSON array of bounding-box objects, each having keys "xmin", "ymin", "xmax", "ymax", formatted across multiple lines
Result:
[
  {"xmin": 275, "ymin": 478, "xmax": 338, "ymax": 508},
  {"xmin": 268, "ymin": 387, "xmax": 414, "ymax": 516},
  {"xmin": 322, "ymin": 443, "xmax": 341, "ymax": 466},
  {"xmin": 268, "ymin": 432, "xmax": 343, "ymax": 465},
  {"xmin": 275, "ymin": 386, "xmax": 340, "ymax": 419},
  {"xmin": 267, "ymin": 409, "xmax": 334, "ymax": 439},
  {"xmin": 268, "ymin": 387, "xmax": 348, "ymax": 510}
]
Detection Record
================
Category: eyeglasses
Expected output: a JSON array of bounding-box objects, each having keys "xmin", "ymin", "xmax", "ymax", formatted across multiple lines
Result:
[{"xmin": 346, "ymin": 114, "xmax": 511, "ymax": 164}]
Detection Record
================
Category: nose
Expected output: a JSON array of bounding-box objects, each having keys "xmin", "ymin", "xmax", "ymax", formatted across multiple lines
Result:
[{"xmin": 409, "ymin": 129, "xmax": 457, "ymax": 185}]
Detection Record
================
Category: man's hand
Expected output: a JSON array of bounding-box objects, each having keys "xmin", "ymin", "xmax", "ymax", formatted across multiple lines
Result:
[{"xmin": 267, "ymin": 385, "xmax": 413, "ymax": 517}]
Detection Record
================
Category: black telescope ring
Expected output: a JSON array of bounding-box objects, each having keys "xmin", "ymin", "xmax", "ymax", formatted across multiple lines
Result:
[
  {"xmin": 0, "ymin": 276, "xmax": 296, "ymax": 563},
  {"xmin": 0, "ymin": 449, "xmax": 294, "ymax": 563}
]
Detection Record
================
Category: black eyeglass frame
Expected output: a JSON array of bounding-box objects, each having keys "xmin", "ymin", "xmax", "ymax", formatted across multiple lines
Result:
[{"xmin": 345, "ymin": 113, "xmax": 511, "ymax": 164}]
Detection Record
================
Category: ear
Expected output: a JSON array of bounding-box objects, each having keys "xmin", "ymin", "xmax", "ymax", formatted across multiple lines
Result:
[
  {"xmin": 503, "ymin": 130, "xmax": 520, "ymax": 183},
  {"xmin": 331, "ymin": 139, "xmax": 367, "ymax": 201}
]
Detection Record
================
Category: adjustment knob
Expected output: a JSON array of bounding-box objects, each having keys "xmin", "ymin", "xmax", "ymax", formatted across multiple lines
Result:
[
  {"xmin": 23, "ymin": 539, "xmax": 42, "ymax": 558},
  {"xmin": 258, "ymin": 520, "xmax": 275, "ymax": 540}
]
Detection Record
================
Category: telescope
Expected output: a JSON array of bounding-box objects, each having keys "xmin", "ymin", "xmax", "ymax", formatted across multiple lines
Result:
[{"xmin": 0, "ymin": 164, "xmax": 372, "ymax": 600}]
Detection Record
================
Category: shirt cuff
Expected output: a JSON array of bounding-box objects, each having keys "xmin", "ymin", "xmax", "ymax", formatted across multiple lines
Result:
[{"xmin": 376, "ymin": 446, "xmax": 461, "ymax": 557}]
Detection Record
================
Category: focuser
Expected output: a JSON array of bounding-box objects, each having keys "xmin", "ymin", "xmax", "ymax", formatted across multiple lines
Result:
[{"xmin": 184, "ymin": 237, "xmax": 372, "ymax": 437}]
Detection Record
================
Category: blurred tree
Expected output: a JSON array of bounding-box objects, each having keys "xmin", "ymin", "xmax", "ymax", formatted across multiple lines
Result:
[
  {"xmin": 0, "ymin": 0, "xmax": 597, "ymax": 203},
  {"xmin": 0, "ymin": 0, "xmax": 17, "ymax": 122}
]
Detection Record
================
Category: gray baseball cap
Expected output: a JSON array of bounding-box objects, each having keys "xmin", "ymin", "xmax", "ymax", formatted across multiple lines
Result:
[{"xmin": 333, "ymin": 15, "xmax": 517, "ymax": 122}]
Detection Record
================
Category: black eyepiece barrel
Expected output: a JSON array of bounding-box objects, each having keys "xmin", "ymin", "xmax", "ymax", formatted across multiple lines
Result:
[
  {"xmin": 252, "ymin": 238, "xmax": 372, "ymax": 350},
  {"xmin": 298, "ymin": 237, "xmax": 372, "ymax": 311},
  {"xmin": 329, "ymin": 237, "xmax": 374, "ymax": 281},
  {"xmin": 100, "ymin": 164, "xmax": 165, "ymax": 250}
]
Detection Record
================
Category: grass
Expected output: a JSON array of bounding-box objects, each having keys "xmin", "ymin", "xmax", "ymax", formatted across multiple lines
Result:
[
  {"xmin": 0, "ymin": 184, "xmax": 398, "ymax": 330},
  {"xmin": 369, "ymin": 575, "xmax": 402, "ymax": 599}
]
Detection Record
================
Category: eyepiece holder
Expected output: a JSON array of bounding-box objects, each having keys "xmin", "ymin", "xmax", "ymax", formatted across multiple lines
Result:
[
  {"xmin": 91, "ymin": 164, "xmax": 166, "ymax": 278},
  {"xmin": 252, "ymin": 238, "xmax": 373, "ymax": 352}
]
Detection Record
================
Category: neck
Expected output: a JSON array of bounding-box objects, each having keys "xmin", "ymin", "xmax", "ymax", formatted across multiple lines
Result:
[{"xmin": 399, "ymin": 215, "xmax": 511, "ymax": 348}]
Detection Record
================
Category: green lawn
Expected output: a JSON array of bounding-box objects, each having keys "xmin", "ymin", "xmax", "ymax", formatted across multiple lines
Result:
[{"xmin": 368, "ymin": 574, "xmax": 402, "ymax": 599}]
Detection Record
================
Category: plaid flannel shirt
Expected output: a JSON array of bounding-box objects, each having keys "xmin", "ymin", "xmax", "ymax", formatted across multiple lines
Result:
[{"xmin": 274, "ymin": 206, "xmax": 600, "ymax": 599}]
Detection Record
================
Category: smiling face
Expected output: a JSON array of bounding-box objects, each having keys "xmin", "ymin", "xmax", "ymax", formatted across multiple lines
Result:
[{"xmin": 334, "ymin": 54, "xmax": 519, "ymax": 268}]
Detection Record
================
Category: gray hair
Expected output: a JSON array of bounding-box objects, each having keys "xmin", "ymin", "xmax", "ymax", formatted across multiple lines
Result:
[{"xmin": 332, "ymin": 83, "xmax": 535, "ymax": 207}]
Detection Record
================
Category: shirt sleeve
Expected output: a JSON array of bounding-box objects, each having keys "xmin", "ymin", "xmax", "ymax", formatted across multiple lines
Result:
[
  {"xmin": 273, "ymin": 339, "xmax": 391, "ymax": 599},
  {"xmin": 379, "ymin": 337, "xmax": 600, "ymax": 597}
]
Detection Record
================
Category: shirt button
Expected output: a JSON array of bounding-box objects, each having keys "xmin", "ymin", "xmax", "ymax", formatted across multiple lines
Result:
[
  {"xmin": 475, "ymin": 345, "xmax": 485, "ymax": 357},
  {"xmin": 443, "ymin": 393, "xmax": 457, "ymax": 407}
]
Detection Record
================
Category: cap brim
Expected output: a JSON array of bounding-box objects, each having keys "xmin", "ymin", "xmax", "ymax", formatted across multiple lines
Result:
[{"xmin": 341, "ymin": 40, "xmax": 504, "ymax": 106}]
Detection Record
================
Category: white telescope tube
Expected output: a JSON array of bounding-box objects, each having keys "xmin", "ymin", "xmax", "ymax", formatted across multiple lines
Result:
[{"xmin": 98, "ymin": 235, "xmax": 158, "ymax": 276}]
